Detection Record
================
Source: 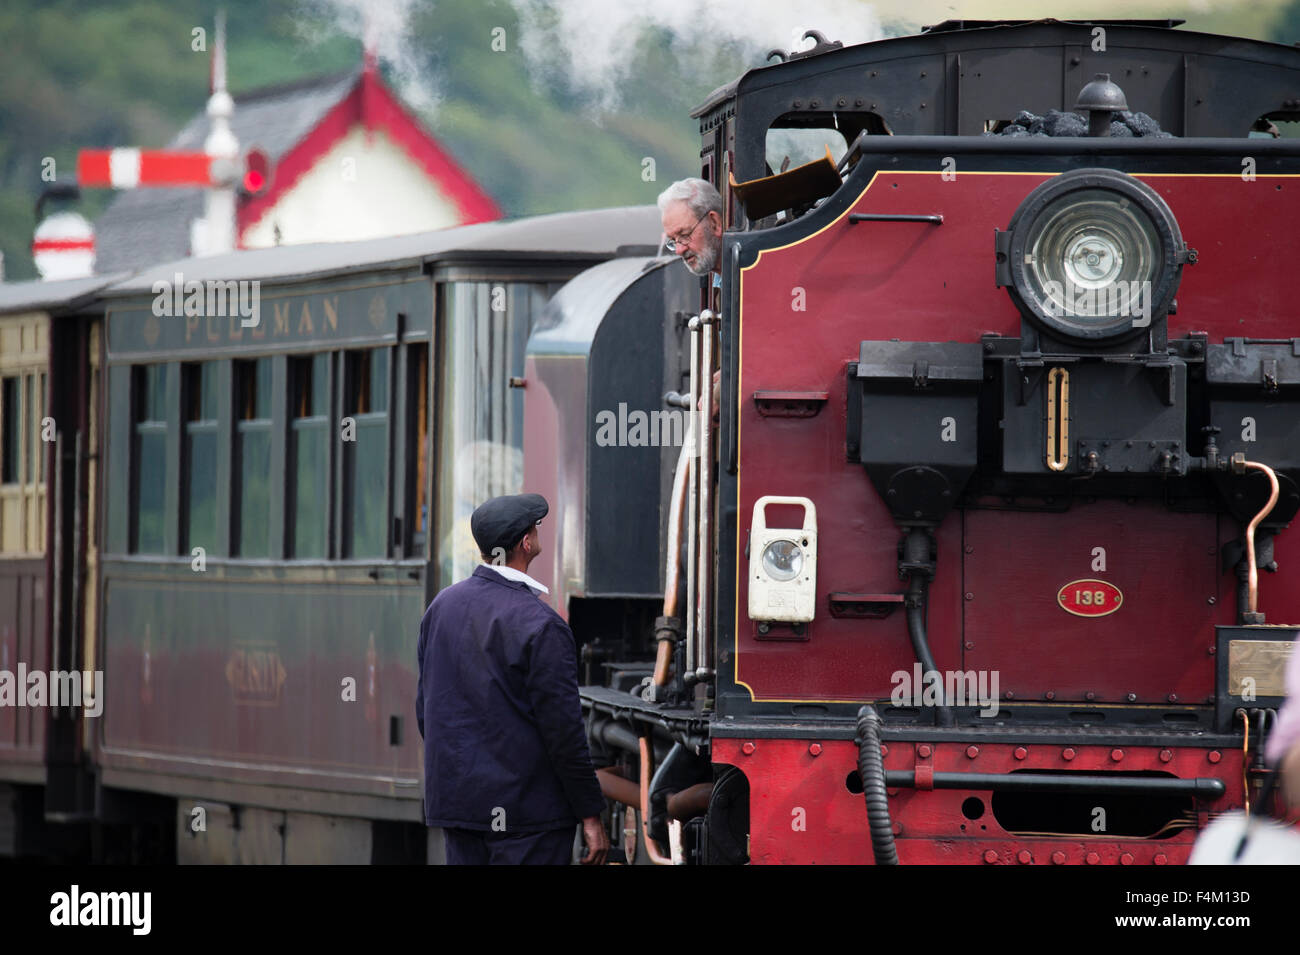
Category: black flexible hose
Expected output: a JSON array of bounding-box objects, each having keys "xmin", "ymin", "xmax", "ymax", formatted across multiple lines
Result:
[
  {"xmin": 1228, "ymin": 706, "xmax": 1286, "ymax": 862},
  {"xmin": 906, "ymin": 574, "xmax": 955, "ymax": 727},
  {"xmin": 855, "ymin": 705, "xmax": 899, "ymax": 866}
]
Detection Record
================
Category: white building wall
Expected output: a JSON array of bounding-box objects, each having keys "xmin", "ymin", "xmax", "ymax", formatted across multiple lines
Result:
[{"xmin": 241, "ymin": 125, "xmax": 466, "ymax": 248}]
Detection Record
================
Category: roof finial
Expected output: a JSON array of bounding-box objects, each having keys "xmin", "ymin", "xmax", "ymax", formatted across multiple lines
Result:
[
  {"xmin": 204, "ymin": 10, "xmax": 237, "ymax": 163},
  {"xmin": 209, "ymin": 8, "xmax": 227, "ymax": 96},
  {"xmin": 199, "ymin": 9, "xmax": 239, "ymax": 256}
]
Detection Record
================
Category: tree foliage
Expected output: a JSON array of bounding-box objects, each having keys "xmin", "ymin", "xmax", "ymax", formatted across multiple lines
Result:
[{"xmin": 1, "ymin": 1, "xmax": 1293, "ymax": 281}]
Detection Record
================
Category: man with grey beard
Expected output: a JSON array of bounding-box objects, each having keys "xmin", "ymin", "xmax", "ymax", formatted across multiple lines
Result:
[
  {"xmin": 659, "ymin": 178, "xmax": 723, "ymax": 415},
  {"xmin": 658, "ymin": 177, "xmax": 724, "ymax": 278}
]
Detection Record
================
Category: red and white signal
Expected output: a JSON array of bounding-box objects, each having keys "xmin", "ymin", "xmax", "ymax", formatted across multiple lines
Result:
[
  {"xmin": 76, "ymin": 149, "xmax": 216, "ymax": 189},
  {"xmin": 32, "ymin": 211, "xmax": 95, "ymax": 280}
]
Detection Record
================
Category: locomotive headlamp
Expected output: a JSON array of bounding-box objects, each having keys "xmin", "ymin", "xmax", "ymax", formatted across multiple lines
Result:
[
  {"xmin": 997, "ymin": 168, "xmax": 1191, "ymax": 342},
  {"xmin": 749, "ymin": 496, "xmax": 817, "ymax": 623}
]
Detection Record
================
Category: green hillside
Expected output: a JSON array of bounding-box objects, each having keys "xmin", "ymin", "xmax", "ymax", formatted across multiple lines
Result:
[{"xmin": 1, "ymin": 0, "xmax": 1297, "ymax": 281}]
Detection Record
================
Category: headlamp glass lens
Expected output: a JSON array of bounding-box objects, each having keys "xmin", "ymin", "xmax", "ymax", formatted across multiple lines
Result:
[
  {"xmin": 761, "ymin": 539, "xmax": 803, "ymax": 582},
  {"xmin": 1023, "ymin": 188, "xmax": 1160, "ymax": 325}
]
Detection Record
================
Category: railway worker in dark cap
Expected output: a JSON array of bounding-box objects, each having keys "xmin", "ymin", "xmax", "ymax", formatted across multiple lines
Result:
[{"xmin": 416, "ymin": 492, "xmax": 609, "ymax": 865}]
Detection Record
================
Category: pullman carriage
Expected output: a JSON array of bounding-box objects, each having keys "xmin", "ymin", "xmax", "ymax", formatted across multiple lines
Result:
[
  {"xmin": 0, "ymin": 273, "xmax": 113, "ymax": 857},
  {"xmin": 1, "ymin": 207, "xmax": 662, "ymax": 862}
]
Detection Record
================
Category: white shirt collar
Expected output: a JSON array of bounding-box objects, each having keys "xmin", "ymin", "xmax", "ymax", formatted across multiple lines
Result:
[{"xmin": 481, "ymin": 563, "xmax": 550, "ymax": 595}]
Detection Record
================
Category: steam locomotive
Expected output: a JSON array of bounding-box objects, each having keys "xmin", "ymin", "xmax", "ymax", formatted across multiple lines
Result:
[
  {"xmin": 532, "ymin": 18, "xmax": 1300, "ymax": 865},
  {"xmin": 2, "ymin": 18, "xmax": 1298, "ymax": 866}
]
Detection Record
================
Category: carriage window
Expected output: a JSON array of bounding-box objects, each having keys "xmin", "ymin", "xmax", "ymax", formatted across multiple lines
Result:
[
  {"xmin": 31, "ymin": 373, "xmax": 45, "ymax": 483},
  {"xmin": 290, "ymin": 353, "xmax": 330, "ymax": 558},
  {"xmin": 1, "ymin": 366, "xmax": 48, "ymax": 554},
  {"xmin": 235, "ymin": 358, "xmax": 272, "ymax": 558},
  {"xmin": 437, "ymin": 282, "xmax": 557, "ymax": 586},
  {"xmin": 408, "ymin": 344, "xmax": 429, "ymax": 556},
  {"xmin": 344, "ymin": 348, "xmax": 389, "ymax": 558},
  {"xmin": 132, "ymin": 364, "xmax": 168, "ymax": 553},
  {"xmin": 24, "ymin": 375, "xmax": 35, "ymax": 484},
  {"xmin": 183, "ymin": 362, "xmax": 220, "ymax": 555},
  {"xmin": 1, "ymin": 377, "xmax": 18, "ymax": 485}
]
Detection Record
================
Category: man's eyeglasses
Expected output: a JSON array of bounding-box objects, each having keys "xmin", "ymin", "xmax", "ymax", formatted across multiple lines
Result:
[{"xmin": 665, "ymin": 212, "xmax": 709, "ymax": 253}]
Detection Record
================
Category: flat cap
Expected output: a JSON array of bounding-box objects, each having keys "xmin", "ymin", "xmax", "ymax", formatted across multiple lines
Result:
[{"xmin": 471, "ymin": 492, "xmax": 548, "ymax": 556}]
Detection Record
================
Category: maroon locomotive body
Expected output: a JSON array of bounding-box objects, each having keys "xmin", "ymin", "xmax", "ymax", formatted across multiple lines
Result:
[{"xmin": 546, "ymin": 20, "xmax": 1300, "ymax": 865}]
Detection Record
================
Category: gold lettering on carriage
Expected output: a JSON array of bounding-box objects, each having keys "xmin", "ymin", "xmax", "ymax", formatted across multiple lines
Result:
[
  {"xmin": 225, "ymin": 644, "xmax": 287, "ymax": 705},
  {"xmin": 158, "ymin": 290, "xmax": 340, "ymax": 346},
  {"xmin": 153, "ymin": 273, "xmax": 261, "ymax": 328},
  {"xmin": 170, "ymin": 295, "xmax": 339, "ymax": 345},
  {"xmin": 125, "ymin": 281, "xmax": 387, "ymax": 355}
]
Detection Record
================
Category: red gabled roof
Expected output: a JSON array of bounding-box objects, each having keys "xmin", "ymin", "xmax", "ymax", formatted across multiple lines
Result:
[{"xmin": 237, "ymin": 65, "xmax": 501, "ymax": 238}]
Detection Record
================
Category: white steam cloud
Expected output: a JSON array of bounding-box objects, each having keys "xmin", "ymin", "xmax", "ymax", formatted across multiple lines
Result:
[
  {"xmin": 508, "ymin": 0, "xmax": 883, "ymax": 109},
  {"xmin": 291, "ymin": 0, "xmax": 883, "ymax": 115},
  {"xmin": 295, "ymin": 0, "xmax": 441, "ymax": 112}
]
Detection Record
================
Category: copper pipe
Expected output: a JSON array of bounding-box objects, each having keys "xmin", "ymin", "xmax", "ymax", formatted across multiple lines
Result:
[
  {"xmin": 666, "ymin": 782, "xmax": 714, "ymax": 821},
  {"xmin": 1242, "ymin": 460, "xmax": 1280, "ymax": 616},
  {"xmin": 1238, "ymin": 708, "xmax": 1251, "ymax": 815},
  {"xmin": 596, "ymin": 767, "xmax": 641, "ymax": 808},
  {"xmin": 652, "ymin": 638, "xmax": 674, "ymax": 689},
  {"xmin": 650, "ymin": 441, "xmax": 691, "ymax": 686},
  {"xmin": 654, "ymin": 432, "xmax": 692, "ymax": 687},
  {"xmin": 639, "ymin": 736, "xmax": 674, "ymax": 865},
  {"xmin": 663, "ymin": 428, "xmax": 692, "ymax": 620}
]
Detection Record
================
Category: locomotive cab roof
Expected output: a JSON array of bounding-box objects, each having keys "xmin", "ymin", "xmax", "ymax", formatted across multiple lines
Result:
[{"xmin": 695, "ymin": 18, "xmax": 1300, "ymax": 218}]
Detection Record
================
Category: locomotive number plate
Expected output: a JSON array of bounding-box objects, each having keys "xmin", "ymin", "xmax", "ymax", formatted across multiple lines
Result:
[{"xmin": 1057, "ymin": 579, "xmax": 1123, "ymax": 617}]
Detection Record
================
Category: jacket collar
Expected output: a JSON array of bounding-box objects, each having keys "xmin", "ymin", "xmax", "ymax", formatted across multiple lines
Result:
[{"xmin": 472, "ymin": 563, "xmax": 549, "ymax": 595}]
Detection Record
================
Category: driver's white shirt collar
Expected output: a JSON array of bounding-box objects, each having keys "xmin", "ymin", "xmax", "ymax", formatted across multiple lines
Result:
[{"xmin": 481, "ymin": 562, "xmax": 550, "ymax": 595}]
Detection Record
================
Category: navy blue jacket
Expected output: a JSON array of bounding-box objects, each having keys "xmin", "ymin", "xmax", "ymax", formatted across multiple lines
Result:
[{"xmin": 415, "ymin": 565, "xmax": 605, "ymax": 832}]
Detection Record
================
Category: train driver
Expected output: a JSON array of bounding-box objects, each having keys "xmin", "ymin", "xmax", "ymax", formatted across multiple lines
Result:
[
  {"xmin": 660, "ymin": 177, "xmax": 724, "ymax": 418},
  {"xmin": 659, "ymin": 177, "xmax": 724, "ymax": 280}
]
